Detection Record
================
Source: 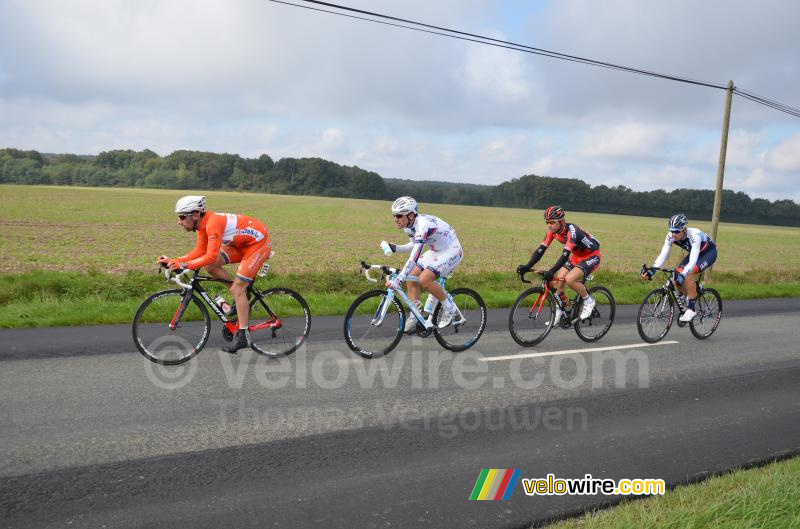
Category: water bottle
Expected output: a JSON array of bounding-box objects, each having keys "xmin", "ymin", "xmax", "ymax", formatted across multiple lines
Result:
[
  {"xmin": 214, "ymin": 294, "xmax": 231, "ymax": 314},
  {"xmin": 380, "ymin": 241, "xmax": 393, "ymax": 256},
  {"xmin": 423, "ymin": 294, "xmax": 439, "ymax": 314}
]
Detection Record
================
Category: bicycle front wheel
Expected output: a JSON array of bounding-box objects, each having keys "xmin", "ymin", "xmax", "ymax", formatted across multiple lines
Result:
[
  {"xmin": 574, "ymin": 286, "xmax": 615, "ymax": 342},
  {"xmin": 343, "ymin": 290, "xmax": 404, "ymax": 359},
  {"xmin": 132, "ymin": 289, "xmax": 210, "ymax": 365},
  {"xmin": 637, "ymin": 288, "xmax": 674, "ymax": 343},
  {"xmin": 433, "ymin": 287, "xmax": 487, "ymax": 352},
  {"xmin": 508, "ymin": 287, "xmax": 556, "ymax": 347},
  {"xmin": 690, "ymin": 287, "xmax": 722, "ymax": 339},
  {"xmin": 249, "ymin": 287, "xmax": 311, "ymax": 357}
]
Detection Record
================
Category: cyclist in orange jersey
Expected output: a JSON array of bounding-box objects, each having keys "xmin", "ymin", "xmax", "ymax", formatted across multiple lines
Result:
[{"xmin": 157, "ymin": 195, "xmax": 272, "ymax": 353}]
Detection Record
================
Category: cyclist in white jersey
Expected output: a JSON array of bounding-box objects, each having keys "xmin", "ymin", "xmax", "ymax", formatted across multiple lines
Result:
[
  {"xmin": 380, "ymin": 196, "xmax": 463, "ymax": 331},
  {"xmin": 641, "ymin": 213, "xmax": 718, "ymax": 322}
]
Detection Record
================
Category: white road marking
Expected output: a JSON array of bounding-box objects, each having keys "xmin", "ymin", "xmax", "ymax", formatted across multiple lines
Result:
[{"xmin": 480, "ymin": 341, "xmax": 680, "ymax": 362}]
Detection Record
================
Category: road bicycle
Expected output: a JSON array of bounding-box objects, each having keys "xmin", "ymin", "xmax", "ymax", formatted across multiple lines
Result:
[
  {"xmin": 508, "ymin": 269, "xmax": 615, "ymax": 347},
  {"xmin": 133, "ymin": 260, "xmax": 310, "ymax": 364},
  {"xmin": 636, "ymin": 265, "xmax": 722, "ymax": 343},
  {"xmin": 343, "ymin": 261, "xmax": 487, "ymax": 358}
]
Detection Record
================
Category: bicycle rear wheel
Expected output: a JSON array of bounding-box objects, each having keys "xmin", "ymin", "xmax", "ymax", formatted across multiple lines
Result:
[
  {"xmin": 690, "ymin": 287, "xmax": 722, "ymax": 339},
  {"xmin": 637, "ymin": 288, "xmax": 674, "ymax": 343},
  {"xmin": 433, "ymin": 287, "xmax": 487, "ymax": 352},
  {"xmin": 574, "ymin": 286, "xmax": 615, "ymax": 342},
  {"xmin": 508, "ymin": 287, "xmax": 556, "ymax": 347},
  {"xmin": 249, "ymin": 287, "xmax": 311, "ymax": 357},
  {"xmin": 132, "ymin": 289, "xmax": 210, "ymax": 364},
  {"xmin": 343, "ymin": 290, "xmax": 404, "ymax": 358}
]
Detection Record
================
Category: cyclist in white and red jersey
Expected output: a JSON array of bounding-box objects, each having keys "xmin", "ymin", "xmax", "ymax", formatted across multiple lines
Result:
[
  {"xmin": 157, "ymin": 195, "xmax": 273, "ymax": 352},
  {"xmin": 517, "ymin": 205, "xmax": 602, "ymax": 324},
  {"xmin": 380, "ymin": 196, "xmax": 463, "ymax": 331},
  {"xmin": 642, "ymin": 213, "xmax": 717, "ymax": 322}
]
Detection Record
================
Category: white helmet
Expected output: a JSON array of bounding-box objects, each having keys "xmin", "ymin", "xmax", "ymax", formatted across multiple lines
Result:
[
  {"xmin": 175, "ymin": 195, "xmax": 206, "ymax": 214},
  {"xmin": 391, "ymin": 196, "xmax": 418, "ymax": 215}
]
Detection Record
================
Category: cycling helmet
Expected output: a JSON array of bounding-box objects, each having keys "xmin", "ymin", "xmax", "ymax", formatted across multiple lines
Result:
[
  {"xmin": 391, "ymin": 196, "xmax": 418, "ymax": 215},
  {"xmin": 668, "ymin": 213, "xmax": 688, "ymax": 232},
  {"xmin": 544, "ymin": 205, "xmax": 565, "ymax": 221},
  {"xmin": 175, "ymin": 195, "xmax": 206, "ymax": 214}
]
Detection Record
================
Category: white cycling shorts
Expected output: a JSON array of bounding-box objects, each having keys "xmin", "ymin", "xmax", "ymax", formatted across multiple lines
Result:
[{"xmin": 414, "ymin": 244, "xmax": 463, "ymax": 278}]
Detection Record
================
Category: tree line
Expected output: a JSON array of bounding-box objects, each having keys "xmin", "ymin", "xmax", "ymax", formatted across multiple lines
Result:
[{"xmin": 2, "ymin": 147, "xmax": 798, "ymax": 226}]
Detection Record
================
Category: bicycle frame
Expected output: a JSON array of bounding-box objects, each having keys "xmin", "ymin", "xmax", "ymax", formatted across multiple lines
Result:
[
  {"xmin": 645, "ymin": 266, "xmax": 696, "ymax": 314},
  {"xmin": 519, "ymin": 271, "xmax": 573, "ymax": 319},
  {"xmin": 164, "ymin": 267, "xmax": 282, "ymax": 335},
  {"xmin": 360, "ymin": 261, "xmax": 463, "ymax": 330}
]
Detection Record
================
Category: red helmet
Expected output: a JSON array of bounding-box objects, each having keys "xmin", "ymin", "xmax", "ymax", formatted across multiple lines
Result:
[{"xmin": 544, "ymin": 205, "xmax": 565, "ymax": 221}]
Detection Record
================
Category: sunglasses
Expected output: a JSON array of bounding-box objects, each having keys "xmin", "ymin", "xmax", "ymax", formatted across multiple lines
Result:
[
  {"xmin": 393, "ymin": 213, "xmax": 406, "ymax": 219},
  {"xmin": 178, "ymin": 214, "xmax": 189, "ymax": 220},
  {"xmin": 545, "ymin": 220, "xmax": 559, "ymax": 225}
]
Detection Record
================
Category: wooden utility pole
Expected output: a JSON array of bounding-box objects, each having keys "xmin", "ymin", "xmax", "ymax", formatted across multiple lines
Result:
[{"xmin": 708, "ymin": 80, "xmax": 734, "ymax": 280}]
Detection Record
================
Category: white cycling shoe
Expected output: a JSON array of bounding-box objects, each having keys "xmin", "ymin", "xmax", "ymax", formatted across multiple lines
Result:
[
  {"xmin": 404, "ymin": 315, "xmax": 419, "ymax": 333},
  {"xmin": 438, "ymin": 306, "xmax": 457, "ymax": 329},
  {"xmin": 548, "ymin": 308, "xmax": 564, "ymax": 327},
  {"xmin": 679, "ymin": 308, "xmax": 696, "ymax": 322},
  {"xmin": 579, "ymin": 297, "xmax": 596, "ymax": 320}
]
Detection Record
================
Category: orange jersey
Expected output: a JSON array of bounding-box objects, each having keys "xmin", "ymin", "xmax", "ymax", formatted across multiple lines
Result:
[{"xmin": 178, "ymin": 211, "xmax": 270, "ymax": 270}]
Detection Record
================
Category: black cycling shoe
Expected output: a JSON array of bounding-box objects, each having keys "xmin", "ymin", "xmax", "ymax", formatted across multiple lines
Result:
[{"xmin": 221, "ymin": 329, "xmax": 251, "ymax": 354}]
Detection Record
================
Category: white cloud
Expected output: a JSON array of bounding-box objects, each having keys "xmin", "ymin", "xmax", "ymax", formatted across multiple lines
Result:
[
  {"xmin": 766, "ymin": 133, "xmax": 800, "ymax": 171},
  {"xmin": 578, "ymin": 123, "xmax": 668, "ymax": 160}
]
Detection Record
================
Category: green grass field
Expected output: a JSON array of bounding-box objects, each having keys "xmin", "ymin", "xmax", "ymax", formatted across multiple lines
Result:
[
  {"xmin": 1, "ymin": 184, "xmax": 799, "ymax": 327},
  {"xmin": 545, "ymin": 456, "xmax": 800, "ymax": 529}
]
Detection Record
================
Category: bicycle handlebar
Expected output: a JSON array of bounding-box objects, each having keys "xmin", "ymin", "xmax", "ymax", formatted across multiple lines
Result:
[
  {"xmin": 360, "ymin": 260, "xmax": 398, "ymax": 283},
  {"xmin": 160, "ymin": 263, "xmax": 194, "ymax": 289},
  {"xmin": 517, "ymin": 269, "xmax": 567, "ymax": 285}
]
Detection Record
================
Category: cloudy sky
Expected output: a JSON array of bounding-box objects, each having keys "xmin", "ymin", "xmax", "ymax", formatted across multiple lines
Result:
[{"xmin": 1, "ymin": 0, "xmax": 799, "ymax": 201}]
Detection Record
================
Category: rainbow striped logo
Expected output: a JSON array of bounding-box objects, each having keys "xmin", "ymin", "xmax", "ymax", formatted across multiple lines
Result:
[{"xmin": 469, "ymin": 469, "xmax": 521, "ymax": 500}]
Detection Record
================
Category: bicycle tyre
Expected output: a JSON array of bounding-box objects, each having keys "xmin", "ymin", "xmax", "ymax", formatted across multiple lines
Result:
[
  {"xmin": 343, "ymin": 290, "xmax": 405, "ymax": 359},
  {"xmin": 249, "ymin": 287, "xmax": 311, "ymax": 357},
  {"xmin": 636, "ymin": 288, "xmax": 674, "ymax": 343},
  {"xmin": 574, "ymin": 286, "xmax": 615, "ymax": 342},
  {"xmin": 132, "ymin": 289, "xmax": 210, "ymax": 365},
  {"xmin": 690, "ymin": 287, "xmax": 722, "ymax": 340},
  {"xmin": 432, "ymin": 287, "xmax": 487, "ymax": 352},
  {"xmin": 508, "ymin": 287, "xmax": 556, "ymax": 347}
]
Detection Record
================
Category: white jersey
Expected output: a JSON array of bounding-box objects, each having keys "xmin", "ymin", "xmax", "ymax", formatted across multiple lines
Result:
[
  {"xmin": 402, "ymin": 214, "xmax": 458, "ymax": 251},
  {"xmin": 653, "ymin": 227, "xmax": 715, "ymax": 273}
]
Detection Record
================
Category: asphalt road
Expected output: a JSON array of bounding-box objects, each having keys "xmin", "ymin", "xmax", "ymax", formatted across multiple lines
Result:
[{"xmin": 1, "ymin": 298, "xmax": 799, "ymax": 528}]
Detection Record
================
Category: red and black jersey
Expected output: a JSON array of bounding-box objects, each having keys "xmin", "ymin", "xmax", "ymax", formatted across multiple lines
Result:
[{"xmin": 542, "ymin": 223, "xmax": 601, "ymax": 261}]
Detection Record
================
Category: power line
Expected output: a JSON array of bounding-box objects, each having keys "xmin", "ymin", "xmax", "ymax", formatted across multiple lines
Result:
[{"xmin": 267, "ymin": 0, "xmax": 800, "ymax": 118}]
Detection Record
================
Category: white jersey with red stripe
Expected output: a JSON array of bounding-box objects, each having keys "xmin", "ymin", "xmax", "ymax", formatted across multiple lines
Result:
[{"xmin": 402, "ymin": 214, "xmax": 458, "ymax": 251}]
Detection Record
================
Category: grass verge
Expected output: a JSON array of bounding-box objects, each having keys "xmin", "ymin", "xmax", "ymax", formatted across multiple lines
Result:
[
  {"xmin": 544, "ymin": 455, "xmax": 800, "ymax": 529},
  {"xmin": 1, "ymin": 270, "xmax": 799, "ymax": 328}
]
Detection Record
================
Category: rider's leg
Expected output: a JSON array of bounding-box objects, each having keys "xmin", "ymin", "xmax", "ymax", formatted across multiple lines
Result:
[
  {"xmin": 204, "ymin": 254, "xmax": 232, "ymax": 281},
  {"xmin": 684, "ymin": 273, "xmax": 699, "ymax": 313},
  {"xmin": 221, "ymin": 276, "xmax": 253, "ymax": 353},
  {"xmin": 565, "ymin": 267, "xmax": 587, "ymax": 298},
  {"xmin": 555, "ymin": 267, "xmax": 570, "ymax": 302},
  {"xmin": 229, "ymin": 277, "xmax": 250, "ymax": 327},
  {"xmin": 419, "ymin": 268, "xmax": 446, "ymax": 302},
  {"xmin": 405, "ymin": 266, "xmax": 423, "ymax": 302}
]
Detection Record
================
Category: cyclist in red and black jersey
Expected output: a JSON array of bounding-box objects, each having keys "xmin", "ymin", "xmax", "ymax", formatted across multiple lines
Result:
[{"xmin": 517, "ymin": 205, "xmax": 602, "ymax": 324}]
